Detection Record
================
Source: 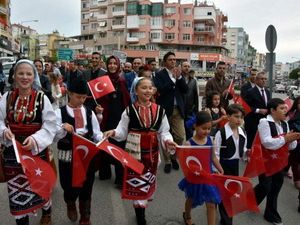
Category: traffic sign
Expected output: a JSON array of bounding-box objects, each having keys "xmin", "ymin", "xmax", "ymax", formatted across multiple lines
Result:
[
  {"xmin": 57, "ymin": 48, "xmax": 74, "ymax": 60},
  {"xmin": 265, "ymin": 25, "xmax": 277, "ymax": 52}
]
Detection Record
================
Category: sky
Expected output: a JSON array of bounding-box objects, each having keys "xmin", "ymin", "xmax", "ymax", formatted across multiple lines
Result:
[{"xmin": 10, "ymin": 0, "xmax": 300, "ymax": 63}]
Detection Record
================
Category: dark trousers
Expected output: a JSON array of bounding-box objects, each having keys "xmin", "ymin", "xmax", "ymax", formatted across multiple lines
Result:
[
  {"xmin": 58, "ymin": 159, "xmax": 96, "ymax": 203},
  {"xmin": 0, "ymin": 81, "xmax": 5, "ymax": 95},
  {"xmin": 219, "ymin": 159, "xmax": 239, "ymax": 225},
  {"xmin": 254, "ymin": 171, "xmax": 284, "ymax": 223}
]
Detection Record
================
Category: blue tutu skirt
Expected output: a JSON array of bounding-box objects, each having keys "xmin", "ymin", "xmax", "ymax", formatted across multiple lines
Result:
[{"xmin": 178, "ymin": 178, "xmax": 221, "ymax": 208}]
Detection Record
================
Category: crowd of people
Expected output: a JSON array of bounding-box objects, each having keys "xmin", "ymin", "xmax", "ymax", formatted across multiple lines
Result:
[{"xmin": 0, "ymin": 51, "xmax": 299, "ymax": 225}]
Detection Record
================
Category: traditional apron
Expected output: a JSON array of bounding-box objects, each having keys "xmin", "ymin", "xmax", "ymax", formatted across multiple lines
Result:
[
  {"xmin": 3, "ymin": 89, "xmax": 49, "ymax": 216},
  {"xmin": 122, "ymin": 131, "xmax": 159, "ymax": 202}
]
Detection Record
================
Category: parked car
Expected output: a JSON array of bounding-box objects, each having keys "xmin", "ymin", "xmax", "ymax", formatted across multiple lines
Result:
[
  {"xmin": 275, "ymin": 84, "xmax": 286, "ymax": 93},
  {"xmin": 287, "ymin": 85, "xmax": 298, "ymax": 98}
]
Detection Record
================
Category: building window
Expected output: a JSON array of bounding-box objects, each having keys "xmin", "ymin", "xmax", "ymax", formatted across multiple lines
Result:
[
  {"xmin": 127, "ymin": 2, "xmax": 138, "ymax": 15},
  {"xmin": 183, "ymin": 8, "xmax": 191, "ymax": 15},
  {"xmin": 139, "ymin": 18, "xmax": 147, "ymax": 25},
  {"xmin": 99, "ymin": 21, "xmax": 106, "ymax": 27},
  {"xmin": 150, "ymin": 32, "xmax": 161, "ymax": 39},
  {"xmin": 197, "ymin": 36, "xmax": 205, "ymax": 42},
  {"xmin": 164, "ymin": 19, "xmax": 175, "ymax": 27},
  {"xmin": 207, "ymin": 12, "xmax": 212, "ymax": 15},
  {"xmin": 151, "ymin": 17, "xmax": 162, "ymax": 27},
  {"xmin": 91, "ymin": 23, "xmax": 98, "ymax": 29},
  {"xmin": 165, "ymin": 33, "xmax": 175, "ymax": 40},
  {"xmin": 165, "ymin": 7, "xmax": 176, "ymax": 15},
  {"xmin": 183, "ymin": 20, "xmax": 191, "ymax": 28},
  {"xmin": 140, "ymin": 4, "xmax": 150, "ymax": 15},
  {"xmin": 82, "ymin": 25, "xmax": 88, "ymax": 31},
  {"xmin": 82, "ymin": 13, "xmax": 88, "ymax": 19},
  {"xmin": 129, "ymin": 32, "xmax": 145, "ymax": 38},
  {"xmin": 82, "ymin": 2, "xmax": 87, "ymax": 8},
  {"xmin": 151, "ymin": 3, "xmax": 163, "ymax": 16},
  {"xmin": 183, "ymin": 34, "xmax": 191, "ymax": 41},
  {"xmin": 113, "ymin": 5, "xmax": 125, "ymax": 12}
]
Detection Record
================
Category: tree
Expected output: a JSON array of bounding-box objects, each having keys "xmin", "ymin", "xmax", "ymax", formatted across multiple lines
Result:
[{"xmin": 289, "ymin": 68, "xmax": 300, "ymax": 80}]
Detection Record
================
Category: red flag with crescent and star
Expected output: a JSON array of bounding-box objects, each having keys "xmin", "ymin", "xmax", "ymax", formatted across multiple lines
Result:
[
  {"xmin": 97, "ymin": 140, "xmax": 144, "ymax": 174},
  {"xmin": 234, "ymin": 95, "xmax": 251, "ymax": 115},
  {"xmin": 72, "ymin": 134, "xmax": 101, "ymax": 187},
  {"xmin": 177, "ymin": 146, "xmax": 214, "ymax": 184},
  {"xmin": 212, "ymin": 174, "xmax": 259, "ymax": 217},
  {"xmin": 262, "ymin": 143, "xmax": 289, "ymax": 176},
  {"xmin": 243, "ymin": 133, "xmax": 266, "ymax": 178},
  {"xmin": 244, "ymin": 133, "xmax": 289, "ymax": 177},
  {"xmin": 14, "ymin": 140, "xmax": 57, "ymax": 200},
  {"xmin": 227, "ymin": 79, "xmax": 236, "ymax": 99},
  {"xmin": 87, "ymin": 75, "xmax": 115, "ymax": 100}
]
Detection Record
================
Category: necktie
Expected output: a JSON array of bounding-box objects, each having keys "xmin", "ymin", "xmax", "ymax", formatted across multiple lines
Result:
[
  {"xmin": 73, "ymin": 108, "xmax": 84, "ymax": 129},
  {"xmin": 261, "ymin": 89, "xmax": 267, "ymax": 105}
]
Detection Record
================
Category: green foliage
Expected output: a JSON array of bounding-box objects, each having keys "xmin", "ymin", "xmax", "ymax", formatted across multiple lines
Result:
[{"xmin": 289, "ymin": 68, "xmax": 300, "ymax": 80}]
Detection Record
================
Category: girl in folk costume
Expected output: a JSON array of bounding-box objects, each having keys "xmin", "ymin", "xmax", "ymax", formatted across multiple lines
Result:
[
  {"xmin": 55, "ymin": 77, "xmax": 103, "ymax": 225},
  {"xmin": 0, "ymin": 60, "xmax": 57, "ymax": 225},
  {"xmin": 104, "ymin": 77, "xmax": 176, "ymax": 225},
  {"xmin": 179, "ymin": 111, "xmax": 224, "ymax": 225}
]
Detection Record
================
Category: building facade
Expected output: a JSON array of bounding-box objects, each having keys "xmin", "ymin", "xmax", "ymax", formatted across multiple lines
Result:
[
  {"xmin": 71, "ymin": 0, "xmax": 233, "ymax": 73},
  {"xmin": 38, "ymin": 31, "xmax": 66, "ymax": 59},
  {"xmin": 0, "ymin": 0, "xmax": 13, "ymax": 56},
  {"xmin": 12, "ymin": 24, "xmax": 39, "ymax": 59}
]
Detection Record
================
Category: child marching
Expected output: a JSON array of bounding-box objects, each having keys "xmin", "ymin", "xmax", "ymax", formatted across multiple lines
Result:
[
  {"xmin": 55, "ymin": 77, "xmax": 103, "ymax": 225},
  {"xmin": 104, "ymin": 77, "xmax": 176, "ymax": 225},
  {"xmin": 178, "ymin": 111, "xmax": 223, "ymax": 225}
]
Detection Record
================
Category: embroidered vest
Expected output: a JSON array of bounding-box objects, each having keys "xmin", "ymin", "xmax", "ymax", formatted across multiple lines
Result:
[{"xmin": 220, "ymin": 127, "xmax": 245, "ymax": 159}]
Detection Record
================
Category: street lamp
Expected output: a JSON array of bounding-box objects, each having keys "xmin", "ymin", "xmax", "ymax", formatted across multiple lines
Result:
[{"xmin": 19, "ymin": 20, "xmax": 39, "ymax": 57}]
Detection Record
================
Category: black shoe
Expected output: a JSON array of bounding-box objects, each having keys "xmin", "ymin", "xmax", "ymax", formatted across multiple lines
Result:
[
  {"xmin": 298, "ymin": 204, "xmax": 300, "ymax": 213},
  {"xmin": 171, "ymin": 159, "xmax": 179, "ymax": 170},
  {"xmin": 135, "ymin": 208, "xmax": 146, "ymax": 225},
  {"xmin": 164, "ymin": 164, "xmax": 171, "ymax": 173}
]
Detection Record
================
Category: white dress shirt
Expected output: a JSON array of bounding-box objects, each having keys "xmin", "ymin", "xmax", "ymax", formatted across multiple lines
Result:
[
  {"xmin": 214, "ymin": 123, "xmax": 247, "ymax": 160},
  {"xmin": 258, "ymin": 115, "xmax": 297, "ymax": 150}
]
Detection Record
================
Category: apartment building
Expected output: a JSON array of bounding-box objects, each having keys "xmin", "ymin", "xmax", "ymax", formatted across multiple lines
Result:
[
  {"xmin": 0, "ymin": 0, "xmax": 13, "ymax": 56},
  {"xmin": 72, "ymin": 0, "xmax": 234, "ymax": 71},
  {"xmin": 38, "ymin": 31, "xmax": 66, "ymax": 58}
]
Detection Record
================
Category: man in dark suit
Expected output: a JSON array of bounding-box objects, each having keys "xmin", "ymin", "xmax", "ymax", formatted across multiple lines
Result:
[
  {"xmin": 244, "ymin": 71, "xmax": 270, "ymax": 149},
  {"xmin": 84, "ymin": 52, "xmax": 107, "ymax": 111},
  {"xmin": 240, "ymin": 68, "xmax": 257, "ymax": 99},
  {"xmin": 154, "ymin": 52, "xmax": 188, "ymax": 173}
]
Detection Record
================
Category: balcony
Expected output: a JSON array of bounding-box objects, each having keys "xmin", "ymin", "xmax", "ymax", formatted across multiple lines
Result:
[
  {"xmin": 112, "ymin": 0, "xmax": 126, "ymax": 3},
  {"xmin": 194, "ymin": 8, "xmax": 216, "ymax": 24},
  {"xmin": 97, "ymin": 14, "xmax": 107, "ymax": 19},
  {"xmin": 127, "ymin": 15, "xmax": 139, "ymax": 29},
  {"xmin": 112, "ymin": 24, "xmax": 125, "ymax": 30},
  {"xmin": 194, "ymin": 26, "xmax": 215, "ymax": 36},
  {"xmin": 222, "ymin": 25, "xmax": 227, "ymax": 32},
  {"xmin": 112, "ymin": 10, "xmax": 126, "ymax": 17},
  {"xmin": 126, "ymin": 36, "xmax": 139, "ymax": 43}
]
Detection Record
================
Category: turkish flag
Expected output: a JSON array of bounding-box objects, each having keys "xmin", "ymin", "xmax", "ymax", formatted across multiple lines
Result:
[
  {"xmin": 218, "ymin": 118, "xmax": 228, "ymax": 128},
  {"xmin": 284, "ymin": 97, "xmax": 293, "ymax": 112},
  {"xmin": 15, "ymin": 140, "xmax": 56, "ymax": 200},
  {"xmin": 87, "ymin": 76, "xmax": 115, "ymax": 100},
  {"xmin": 243, "ymin": 133, "xmax": 266, "ymax": 178},
  {"xmin": 177, "ymin": 146, "xmax": 214, "ymax": 184},
  {"xmin": 262, "ymin": 143, "xmax": 289, "ymax": 176},
  {"xmin": 226, "ymin": 79, "xmax": 235, "ymax": 99},
  {"xmin": 234, "ymin": 95, "xmax": 251, "ymax": 115},
  {"xmin": 212, "ymin": 174, "xmax": 259, "ymax": 217},
  {"xmin": 97, "ymin": 140, "xmax": 144, "ymax": 174},
  {"xmin": 72, "ymin": 134, "xmax": 101, "ymax": 187}
]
